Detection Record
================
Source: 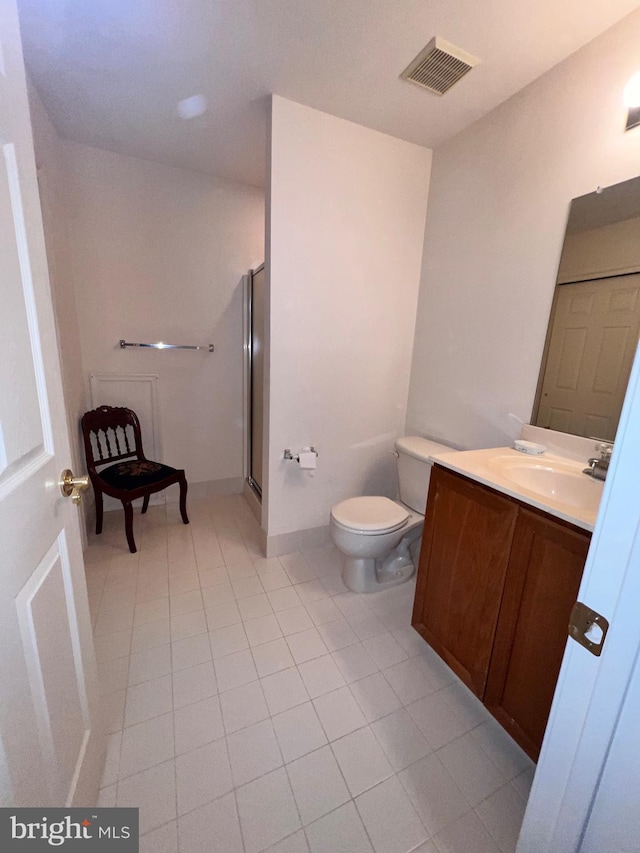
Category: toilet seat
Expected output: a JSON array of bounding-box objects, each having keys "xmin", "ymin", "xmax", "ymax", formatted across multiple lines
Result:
[{"xmin": 331, "ymin": 496, "xmax": 409, "ymax": 535}]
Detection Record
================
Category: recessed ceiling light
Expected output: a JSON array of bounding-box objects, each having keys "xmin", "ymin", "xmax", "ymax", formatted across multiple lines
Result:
[{"xmin": 176, "ymin": 95, "xmax": 208, "ymax": 120}]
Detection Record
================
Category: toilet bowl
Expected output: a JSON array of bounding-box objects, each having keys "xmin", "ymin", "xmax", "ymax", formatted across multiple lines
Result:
[
  {"xmin": 330, "ymin": 496, "xmax": 423, "ymax": 593},
  {"xmin": 330, "ymin": 437, "xmax": 453, "ymax": 594}
]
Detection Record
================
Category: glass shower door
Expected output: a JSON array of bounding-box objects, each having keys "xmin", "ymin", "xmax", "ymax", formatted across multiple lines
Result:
[{"xmin": 248, "ymin": 264, "xmax": 264, "ymax": 497}]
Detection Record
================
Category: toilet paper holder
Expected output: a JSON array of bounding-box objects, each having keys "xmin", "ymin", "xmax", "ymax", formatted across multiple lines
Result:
[{"xmin": 284, "ymin": 447, "xmax": 318, "ymax": 462}]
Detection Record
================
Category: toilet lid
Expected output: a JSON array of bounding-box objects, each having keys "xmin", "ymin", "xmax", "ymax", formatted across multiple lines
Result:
[{"xmin": 331, "ymin": 496, "xmax": 409, "ymax": 533}]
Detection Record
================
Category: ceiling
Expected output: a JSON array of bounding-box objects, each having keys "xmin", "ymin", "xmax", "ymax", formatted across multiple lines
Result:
[{"xmin": 16, "ymin": 0, "xmax": 640, "ymax": 188}]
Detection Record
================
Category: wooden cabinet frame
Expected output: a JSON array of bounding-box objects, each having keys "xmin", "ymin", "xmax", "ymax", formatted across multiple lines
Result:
[
  {"xmin": 412, "ymin": 466, "xmax": 591, "ymax": 760},
  {"xmin": 484, "ymin": 509, "xmax": 589, "ymax": 759},
  {"xmin": 412, "ymin": 467, "xmax": 518, "ymax": 697}
]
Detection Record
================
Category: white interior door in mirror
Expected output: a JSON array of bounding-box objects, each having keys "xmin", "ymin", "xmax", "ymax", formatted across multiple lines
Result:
[
  {"xmin": 0, "ymin": 0, "xmax": 102, "ymax": 807},
  {"xmin": 538, "ymin": 275, "xmax": 640, "ymax": 441}
]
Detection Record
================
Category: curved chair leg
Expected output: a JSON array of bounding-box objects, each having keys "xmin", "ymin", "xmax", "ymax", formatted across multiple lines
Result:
[
  {"xmin": 179, "ymin": 476, "xmax": 189, "ymax": 525},
  {"xmin": 123, "ymin": 501, "xmax": 137, "ymax": 553},
  {"xmin": 95, "ymin": 488, "xmax": 104, "ymax": 535},
  {"xmin": 141, "ymin": 495, "xmax": 150, "ymax": 514}
]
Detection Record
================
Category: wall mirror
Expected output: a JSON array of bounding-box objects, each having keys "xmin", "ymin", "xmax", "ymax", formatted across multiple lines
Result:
[{"xmin": 532, "ymin": 175, "xmax": 640, "ymax": 441}]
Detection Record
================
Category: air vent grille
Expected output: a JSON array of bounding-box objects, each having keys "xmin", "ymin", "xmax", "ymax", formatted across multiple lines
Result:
[{"xmin": 401, "ymin": 37, "xmax": 479, "ymax": 96}]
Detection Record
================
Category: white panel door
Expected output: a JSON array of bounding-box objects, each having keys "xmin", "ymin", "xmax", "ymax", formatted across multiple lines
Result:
[
  {"xmin": 517, "ymin": 339, "xmax": 640, "ymax": 852},
  {"xmin": 578, "ymin": 648, "xmax": 640, "ymax": 851},
  {"xmin": 0, "ymin": 0, "xmax": 102, "ymax": 806},
  {"xmin": 538, "ymin": 275, "xmax": 640, "ymax": 440}
]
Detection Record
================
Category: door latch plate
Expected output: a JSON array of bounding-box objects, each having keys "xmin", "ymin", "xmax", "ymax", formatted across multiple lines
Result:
[{"xmin": 569, "ymin": 601, "xmax": 609, "ymax": 656}]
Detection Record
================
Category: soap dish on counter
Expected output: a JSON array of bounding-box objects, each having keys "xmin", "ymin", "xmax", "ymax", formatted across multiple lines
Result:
[{"xmin": 514, "ymin": 439, "xmax": 547, "ymax": 455}]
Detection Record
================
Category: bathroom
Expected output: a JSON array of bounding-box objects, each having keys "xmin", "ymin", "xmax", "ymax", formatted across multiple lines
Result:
[
  {"xmin": 18, "ymin": 3, "xmax": 640, "ymax": 556},
  {"xmin": 3, "ymin": 0, "xmax": 640, "ymax": 851}
]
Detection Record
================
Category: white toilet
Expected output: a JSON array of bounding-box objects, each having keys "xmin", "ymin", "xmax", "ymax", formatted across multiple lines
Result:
[{"xmin": 330, "ymin": 436, "xmax": 453, "ymax": 594}]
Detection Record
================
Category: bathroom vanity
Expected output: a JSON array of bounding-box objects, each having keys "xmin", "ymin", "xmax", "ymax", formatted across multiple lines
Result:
[{"xmin": 412, "ymin": 448, "xmax": 598, "ymax": 760}]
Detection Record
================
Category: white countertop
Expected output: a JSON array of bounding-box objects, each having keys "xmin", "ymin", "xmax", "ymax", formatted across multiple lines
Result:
[{"xmin": 431, "ymin": 446, "xmax": 603, "ymax": 532}]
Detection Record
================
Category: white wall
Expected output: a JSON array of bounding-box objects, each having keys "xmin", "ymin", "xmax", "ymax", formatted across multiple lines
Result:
[
  {"xmin": 266, "ymin": 96, "xmax": 431, "ymax": 546},
  {"xmin": 60, "ymin": 142, "xmax": 264, "ymax": 493},
  {"xmin": 406, "ymin": 8, "xmax": 640, "ymax": 451}
]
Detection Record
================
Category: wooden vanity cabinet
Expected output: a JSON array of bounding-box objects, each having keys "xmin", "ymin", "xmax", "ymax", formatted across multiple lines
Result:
[
  {"xmin": 484, "ymin": 508, "xmax": 589, "ymax": 759},
  {"xmin": 411, "ymin": 468, "xmax": 518, "ymax": 697},
  {"xmin": 412, "ymin": 465, "xmax": 591, "ymax": 760}
]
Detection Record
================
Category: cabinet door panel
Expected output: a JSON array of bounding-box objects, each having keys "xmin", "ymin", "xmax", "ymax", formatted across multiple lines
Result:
[
  {"xmin": 412, "ymin": 467, "xmax": 518, "ymax": 698},
  {"xmin": 485, "ymin": 508, "xmax": 589, "ymax": 759}
]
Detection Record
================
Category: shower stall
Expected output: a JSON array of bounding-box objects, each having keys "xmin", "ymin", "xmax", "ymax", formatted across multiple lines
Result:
[{"xmin": 245, "ymin": 263, "xmax": 265, "ymax": 500}]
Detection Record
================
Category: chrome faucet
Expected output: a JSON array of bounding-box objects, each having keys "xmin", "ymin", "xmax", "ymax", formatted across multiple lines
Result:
[{"xmin": 583, "ymin": 442, "xmax": 614, "ymax": 481}]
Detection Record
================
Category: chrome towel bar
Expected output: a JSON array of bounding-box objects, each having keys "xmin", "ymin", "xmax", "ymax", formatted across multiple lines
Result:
[{"xmin": 119, "ymin": 339, "xmax": 214, "ymax": 352}]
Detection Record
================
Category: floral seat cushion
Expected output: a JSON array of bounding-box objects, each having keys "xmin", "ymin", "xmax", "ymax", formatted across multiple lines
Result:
[{"xmin": 99, "ymin": 459, "xmax": 178, "ymax": 491}]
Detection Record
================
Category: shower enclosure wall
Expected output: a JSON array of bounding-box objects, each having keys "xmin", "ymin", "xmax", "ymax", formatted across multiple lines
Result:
[{"xmin": 246, "ymin": 264, "xmax": 265, "ymax": 499}]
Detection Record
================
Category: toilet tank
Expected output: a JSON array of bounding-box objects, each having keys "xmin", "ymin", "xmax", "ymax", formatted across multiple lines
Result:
[{"xmin": 395, "ymin": 436, "xmax": 453, "ymax": 514}]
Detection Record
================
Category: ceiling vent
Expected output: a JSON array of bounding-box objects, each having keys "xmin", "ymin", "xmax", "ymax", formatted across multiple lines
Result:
[{"xmin": 401, "ymin": 37, "xmax": 479, "ymax": 96}]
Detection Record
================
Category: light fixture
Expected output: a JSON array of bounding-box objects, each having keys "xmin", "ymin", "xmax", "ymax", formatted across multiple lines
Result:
[
  {"xmin": 176, "ymin": 95, "xmax": 208, "ymax": 120},
  {"xmin": 623, "ymin": 71, "xmax": 640, "ymax": 131}
]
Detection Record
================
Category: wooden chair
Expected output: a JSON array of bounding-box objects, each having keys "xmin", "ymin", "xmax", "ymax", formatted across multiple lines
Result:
[{"xmin": 81, "ymin": 405, "xmax": 189, "ymax": 553}]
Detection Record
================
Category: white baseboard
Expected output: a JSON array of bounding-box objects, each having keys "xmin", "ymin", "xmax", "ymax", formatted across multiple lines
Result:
[
  {"xmin": 176, "ymin": 477, "xmax": 244, "ymax": 502},
  {"xmin": 266, "ymin": 524, "xmax": 330, "ymax": 558}
]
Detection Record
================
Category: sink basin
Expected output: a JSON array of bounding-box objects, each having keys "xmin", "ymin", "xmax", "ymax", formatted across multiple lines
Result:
[{"xmin": 489, "ymin": 455, "xmax": 603, "ymax": 512}]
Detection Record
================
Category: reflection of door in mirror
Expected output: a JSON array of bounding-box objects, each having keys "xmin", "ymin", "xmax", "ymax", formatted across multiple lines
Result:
[
  {"xmin": 537, "ymin": 275, "xmax": 640, "ymax": 441},
  {"xmin": 533, "ymin": 177, "xmax": 640, "ymax": 441}
]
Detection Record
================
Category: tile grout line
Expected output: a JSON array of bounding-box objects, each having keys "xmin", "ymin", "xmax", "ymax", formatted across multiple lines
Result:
[
  {"xmin": 168, "ymin": 556, "xmax": 180, "ymax": 853},
  {"xmin": 91, "ymin": 497, "xmax": 531, "ymax": 851}
]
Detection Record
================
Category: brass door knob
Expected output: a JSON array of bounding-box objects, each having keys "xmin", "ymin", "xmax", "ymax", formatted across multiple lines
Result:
[{"xmin": 60, "ymin": 469, "xmax": 90, "ymax": 505}]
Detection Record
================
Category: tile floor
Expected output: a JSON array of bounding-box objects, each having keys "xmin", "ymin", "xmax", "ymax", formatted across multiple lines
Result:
[{"xmin": 86, "ymin": 494, "xmax": 535, "ymax": 853}]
